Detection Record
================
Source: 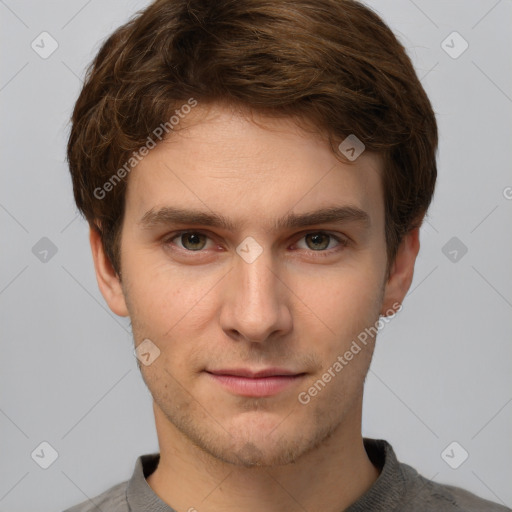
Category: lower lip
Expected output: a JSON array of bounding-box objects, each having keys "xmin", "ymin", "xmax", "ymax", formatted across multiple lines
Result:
[{"xmin": 206, "ymin": 372, "xmax": 305, "ymax": 397}]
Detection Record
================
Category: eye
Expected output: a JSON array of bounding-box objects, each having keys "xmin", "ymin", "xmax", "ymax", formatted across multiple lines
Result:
[
  {"xmin": 295, "ymin": 232, "xmax": 347, "ymax": 252},
  {"xmin": 163, "ymin": 230, "xmax": 348, "ymax": 256},
  {"xmin": 168, "ymin": 232, "xmax": 211, "ymax": 251}
]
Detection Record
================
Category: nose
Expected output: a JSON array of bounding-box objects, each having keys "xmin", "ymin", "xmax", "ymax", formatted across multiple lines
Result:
[{"xmin": 219, "ymin": 247, "xmax": 293, "ymax": 343}]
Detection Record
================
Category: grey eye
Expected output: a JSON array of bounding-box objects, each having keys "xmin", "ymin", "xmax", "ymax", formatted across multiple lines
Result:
[
  {"xmin": 304, "ymin": 233, "xmax": 331, "ymax": 251},
  {"xmin": 179, "ymin": 232, "xmax": 208, "ymax": 251}
]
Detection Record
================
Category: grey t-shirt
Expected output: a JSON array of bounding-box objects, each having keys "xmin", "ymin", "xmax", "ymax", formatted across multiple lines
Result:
[{"xmin": 63, "ymin": 439, "xmax": 510, "ymax": 511}]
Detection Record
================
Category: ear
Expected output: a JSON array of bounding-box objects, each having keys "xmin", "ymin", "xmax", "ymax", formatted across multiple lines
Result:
[
  {"xmin": 381, "ymin": 227, "xmax": 421, "ymax": 315},
  {"xmin": 89, "ymin": 225, "xmax": 129, "ymax": 317}
]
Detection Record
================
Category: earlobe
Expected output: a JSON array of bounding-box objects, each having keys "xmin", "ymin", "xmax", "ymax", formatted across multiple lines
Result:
[
  {"xmin": 381, "ymin": 227, "xmax": 421, "ymax": 315},
  {"xmin": 89, "ymin": 225, "xmax": 129, "ymax": 317}
]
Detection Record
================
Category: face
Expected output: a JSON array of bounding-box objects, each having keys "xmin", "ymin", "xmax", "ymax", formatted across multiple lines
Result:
[{"xmin": 92, "ymin": 103, "xmax": 416, "ymax": 467}]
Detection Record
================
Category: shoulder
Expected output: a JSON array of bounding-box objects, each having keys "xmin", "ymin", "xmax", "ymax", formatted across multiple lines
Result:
[
  {"xmin": 400, "ymin": 462, "xmax": 511, "ymax": 512},
  {"xmin": 62, "ymin": 480, "xmax": 129, "ymax": 512}
]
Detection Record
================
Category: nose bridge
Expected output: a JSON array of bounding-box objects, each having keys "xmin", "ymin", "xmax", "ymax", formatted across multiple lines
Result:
[
  {"xmin": 238, "ymin": 250, "xmax": 276, "ymax": 307},
  {"xmin": 221, "ymin": 243, "xmax": 290, "ymax": 342}
]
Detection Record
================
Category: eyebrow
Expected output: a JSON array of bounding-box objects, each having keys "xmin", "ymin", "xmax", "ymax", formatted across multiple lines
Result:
[{"xmin": 139, "ymin": 205, "xmax": 371, "ymax": 232}]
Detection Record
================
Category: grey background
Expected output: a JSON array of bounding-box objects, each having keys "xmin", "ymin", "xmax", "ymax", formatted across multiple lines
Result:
[{"xmin": 1, "ymin": 1, "xmax": 511, "ymax": 511}]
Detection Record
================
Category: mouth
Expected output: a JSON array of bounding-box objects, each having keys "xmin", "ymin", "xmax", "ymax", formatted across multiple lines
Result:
[{"xmin": 204, "ymin": 368, "xmax": 307, "ymax": 397}]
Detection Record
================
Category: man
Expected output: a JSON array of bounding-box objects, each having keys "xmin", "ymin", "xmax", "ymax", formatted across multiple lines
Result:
[{"xmin": 63, "ymin": 0, "xmax": 509, "ymax": 510}]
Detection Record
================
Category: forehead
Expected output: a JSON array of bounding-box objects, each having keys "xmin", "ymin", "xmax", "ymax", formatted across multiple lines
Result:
[{"xmin": 124, "ymin": 104, "xmax": 384, "ymax": 229}]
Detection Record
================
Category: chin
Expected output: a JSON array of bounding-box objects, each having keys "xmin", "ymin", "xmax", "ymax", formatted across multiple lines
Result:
[
  {"xmin": 222, "ymin": 437, "xmax": 308, "ymax": 467},
  {"xmin": 210, "ymin": 416, "xmax": 334, "ymax": 468}
]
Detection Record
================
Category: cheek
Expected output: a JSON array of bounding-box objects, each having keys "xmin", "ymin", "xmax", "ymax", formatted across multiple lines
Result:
[
  {"xmin": 289, "ymin": 263, "xmax": 384, "ymax": 381},
  {"xmin": 295, "ymin": 263, "xmax": 383, "ymax": 327},
  {"xmin": 122, "ymin": 249, "xmax": 221, "ymax": 335}
]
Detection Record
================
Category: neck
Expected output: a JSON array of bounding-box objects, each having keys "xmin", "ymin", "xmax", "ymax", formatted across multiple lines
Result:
[{"xmin": 146, "ymin": 403, "xmax": 380, "ymax": 512}]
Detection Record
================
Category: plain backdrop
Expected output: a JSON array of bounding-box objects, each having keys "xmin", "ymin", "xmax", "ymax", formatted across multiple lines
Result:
[{"xmin": 0, "ymin": 1, "xmax": 511, "ymax": 511}]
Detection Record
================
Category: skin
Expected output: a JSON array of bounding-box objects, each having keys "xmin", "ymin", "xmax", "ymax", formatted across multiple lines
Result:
[{"xmin": 90, "ymin": 103, "xmax": 420, "ymax": 512}]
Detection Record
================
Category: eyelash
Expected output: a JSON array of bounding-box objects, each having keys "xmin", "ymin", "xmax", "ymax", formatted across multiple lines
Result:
[{"xmin": 162, "ymin": 230, "xmax": 349, "ymax": 257}]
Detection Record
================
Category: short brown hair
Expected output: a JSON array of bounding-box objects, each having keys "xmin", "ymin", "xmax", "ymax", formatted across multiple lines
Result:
[{"xmin": 67, "ymin": 0, "xmax": 438, "ymax": 276}]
